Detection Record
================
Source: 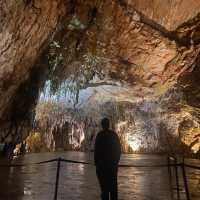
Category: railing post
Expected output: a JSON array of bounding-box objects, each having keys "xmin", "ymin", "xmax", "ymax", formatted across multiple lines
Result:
[
  {"xmin": 167, "ymin": 156, "xmax": 172, "ymax": 179},
  {"xmin": 174, "ymin": 158, "xmax": 180, "ymax": 199},
  {"xmin": 167, "ymin": 156, "xmax": 174, "ymax": 199},
  {"xmin": 181, "ymin": 163, "xmax": 190, "ymax": 200},
  {"xmin": 54, "ymin": 157, "xmax": 61, "ymax": 200}
]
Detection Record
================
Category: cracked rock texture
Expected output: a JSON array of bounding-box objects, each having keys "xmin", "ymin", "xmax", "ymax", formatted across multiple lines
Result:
[
  {"xmin": 0, "ymin": 0, "xmax": 66, "ymax": 143},
  {"xmin": 0, "ymin": 0, "xmax": 200, "ymax": 155}
]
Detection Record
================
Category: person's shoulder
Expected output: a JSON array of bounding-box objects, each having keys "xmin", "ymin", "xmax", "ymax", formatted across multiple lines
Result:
[
  {"xmin": 97, "ymin": 130, "xmax": 104, "ymax": 135},
  {"xmin": 109, "ymin": 130, "xmax": 118, "ymax": 138},
  {"xmin": 96, "ymin": 131, "xmax": 104, "ymax": 138},
  {"xmin": 109, "ymin": 130, "xmax": 117, "ymax": 135}
]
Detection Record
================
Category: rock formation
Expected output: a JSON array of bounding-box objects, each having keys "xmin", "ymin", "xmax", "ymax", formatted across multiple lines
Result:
[
  {"xmin": 0, "ymin": 0, "xmax": 200, "ymax": 156},
  {"xmin": 33, "ymin": 101, "xmax": 85, "ymax": 151}
]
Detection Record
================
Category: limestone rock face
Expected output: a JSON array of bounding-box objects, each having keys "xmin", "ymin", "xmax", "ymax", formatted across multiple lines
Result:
[
  {"xmin": 34, "ymin": 101, "xmax": 85, "ymax": 151},
  {"xmin": 71, "ymin": 88, "xmax": 199, "ymax": 155},
  {"xmin": 0, "ymin": 0, "xmax": 63, "ymax": 113},
  {"xmin": 0, "ymin": 0, "xmax": 66, "ymax": 143},
  {"xmin": 126, "ymin": 0, "xmax": 200, "ymax": 31},
  {"xmin": 46, "ymin": 0, "xmax": 200, "ymax": 98},
  {"xmin": 0, "ymin": 0, "xmax": 200, "ymax": 155}
]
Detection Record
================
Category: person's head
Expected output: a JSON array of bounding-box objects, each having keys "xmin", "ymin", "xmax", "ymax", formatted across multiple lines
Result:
[{"xmin": 101, "ymin": 118, "xmax": 110, "ymax": 130}]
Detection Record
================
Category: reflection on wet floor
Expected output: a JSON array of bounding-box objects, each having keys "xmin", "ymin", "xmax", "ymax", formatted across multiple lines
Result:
[{"xmin": 0, "ymin": 152, "xmax": 199, "ymax": 200}]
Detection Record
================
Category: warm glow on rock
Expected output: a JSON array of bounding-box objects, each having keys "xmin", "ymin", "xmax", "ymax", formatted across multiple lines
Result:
[
  {"xmin": 128, "ymin": 136, "xmax": 141, "ymax": 152},
  {"xmin": 116, "ymin": 121, "xmax": 128, "ymax": 132},
  {"xmin": 128, "ymin": 141, "xmax": 140, "ymax": 151}
]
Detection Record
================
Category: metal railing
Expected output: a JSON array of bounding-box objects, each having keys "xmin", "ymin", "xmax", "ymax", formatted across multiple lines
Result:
[
  {"xmin": 0, "ymin": 156, "xmax": 200, "ymax": 200},
  {"xmin": 167, "ymin": 155, "xmax": 200, "ymax": 200}
]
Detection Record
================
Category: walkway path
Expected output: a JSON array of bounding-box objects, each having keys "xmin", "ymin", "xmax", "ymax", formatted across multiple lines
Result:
[{"xmin": 0, "ymin": 152, "xmax": 199, "ymax": 200}]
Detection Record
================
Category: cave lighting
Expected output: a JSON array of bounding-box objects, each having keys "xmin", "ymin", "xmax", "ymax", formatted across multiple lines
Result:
[
  {"xmin": 116, "ymin": 121, "xmax": 128, "ymax": 132},
  {"xmin": 128, "ymin": 140, "xmax": 140, "ymax": 151},
  {"xmin": 127, "ymin": 135, "xmax": 142, "ymax": 152}
]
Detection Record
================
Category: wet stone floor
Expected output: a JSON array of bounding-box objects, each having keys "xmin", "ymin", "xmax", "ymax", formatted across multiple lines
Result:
[{"xmin": 0, "ymin": 152, "xmax": 199, "ymax": 200}]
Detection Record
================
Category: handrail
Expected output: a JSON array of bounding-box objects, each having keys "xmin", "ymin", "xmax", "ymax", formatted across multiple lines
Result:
[
  {"xmin": 60, "ymin": 158, "xmax": 91, "ymax": 165},
  {"xmin": 168, "ymin": 156, "xmax": 176, "ymax": 161},
  {"xmin": 167, "ymin": 155, "xmax": 200, "ymax": 200},
  {"xmin": 0, "ymin": 158, "xmax": 58, "ymax": 167},
  {"xmin": 0, "ymin": 158, "xmax": 183, "ymax": 168},
  {"xmin": 184, "ymin": 164, "xmax": 200, "ymax": 170}
]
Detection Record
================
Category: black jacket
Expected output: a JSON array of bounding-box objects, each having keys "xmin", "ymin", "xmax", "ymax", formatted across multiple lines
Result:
[{"xmin": 94, "ymin": 129, "xmax": 121, "ymax": 167}]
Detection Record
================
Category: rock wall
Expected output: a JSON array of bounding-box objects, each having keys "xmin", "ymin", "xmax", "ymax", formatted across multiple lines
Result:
[
  {"xmin": 78, "ymin": 88, "xmax": 200, "ymax": 155},
  {"xmin": 26, "ymin": 85, "xmax": 200, "ymax": 156},
  {"xmin": 0, "ymin": 1, "xmax": 200, "ymax": 157},
  {"xmin": 0, "ymin": 0, "xmax": 66, "ymax": 144},
  {"xmin": 34, "ymin": 101, "xmax": 85, "ymax": 151}
]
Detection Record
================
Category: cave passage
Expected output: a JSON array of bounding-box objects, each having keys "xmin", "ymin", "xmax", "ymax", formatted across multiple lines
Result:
[{"xmin": 1, "ymin": 0, "xmax": 200, "ymax": 200}]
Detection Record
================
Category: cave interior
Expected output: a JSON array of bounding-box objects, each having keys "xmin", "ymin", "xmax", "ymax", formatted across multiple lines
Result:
[{"xmin": 0, "ymin": 0, "xmax": 200, "ymax": 157}]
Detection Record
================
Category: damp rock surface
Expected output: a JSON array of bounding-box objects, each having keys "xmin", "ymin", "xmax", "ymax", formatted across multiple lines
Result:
[{"xmin": 0, "ymin": 1, "xmax": 200, "ymax": 155}]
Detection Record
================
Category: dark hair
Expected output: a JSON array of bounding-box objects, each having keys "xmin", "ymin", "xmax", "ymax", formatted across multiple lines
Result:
[{"xmin": 101, "ymin": 118, "xmax": 110, "ymax": 130}]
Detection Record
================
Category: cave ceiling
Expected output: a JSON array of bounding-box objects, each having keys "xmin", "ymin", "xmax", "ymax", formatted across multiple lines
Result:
[
  {"xmin": 46, "ymin": 0, "xmax": 200, "ymax": 104},
  {"xmin": 1, "ymin": 0, "xmax": 200, "ymax": 127}
]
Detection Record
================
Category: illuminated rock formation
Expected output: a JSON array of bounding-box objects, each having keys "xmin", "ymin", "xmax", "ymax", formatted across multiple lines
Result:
[{"xmin": 0, "ymin": 0, "xmax": 200, "ymax": 155}]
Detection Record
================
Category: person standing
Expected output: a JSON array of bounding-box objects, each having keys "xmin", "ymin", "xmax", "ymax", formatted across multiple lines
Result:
[{"xmin": 94, "ymin": 118, "xmax": 121, "ymax": 200}]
